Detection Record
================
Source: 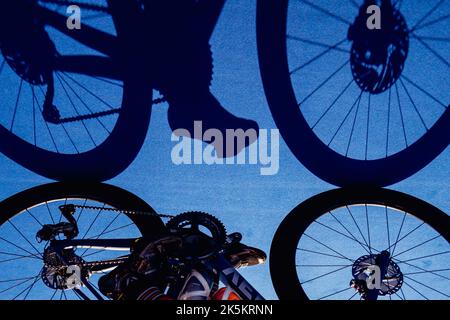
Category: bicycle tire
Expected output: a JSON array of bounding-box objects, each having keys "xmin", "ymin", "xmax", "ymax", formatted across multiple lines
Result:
[
  {"xmin": 256, "ymin": 0, "xmax": 450, "ymax": 187},
  {"xmin": 0, "ymin": 182, "xmax": 165, "ymax": 237},
  {"xmin": 270, "ymin": 187, "xmax": 450, "ymax": 300},
  {"xmin": 0, "ymin": 1, "xmax": 152, "ymax": 181}
]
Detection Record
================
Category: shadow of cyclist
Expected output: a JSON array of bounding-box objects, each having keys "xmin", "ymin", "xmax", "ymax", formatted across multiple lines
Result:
[{"xmin": 141, "ymin": 0, "xmax": 259, "ymax": 158}]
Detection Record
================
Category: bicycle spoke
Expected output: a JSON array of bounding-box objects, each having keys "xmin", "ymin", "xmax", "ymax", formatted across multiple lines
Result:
[
  {"xmin": 412, "ymin": 35, "xmax": 450, "ymax": 68},
  {"xmin": 410, "ymin": 0, "xmax": 445, "ymax": 32},
  {"xmin": 303, "ymin": 233, "xmax": 354, "ymax": 263},
  {"xmin": 401, "ymin": 74, "xmax": 448, "ymax": 109},
  {"xmin": 26, "ymin": 209, "xmax": 44, "ymax": 227},
  {"xmin": 37, "ymin": 86, "xmax": 80, "ymax": 153},
  {"xmin": 0, "ymin": 237, "xmax": 41, "ymax": 259},
  {"xmin": 31, "ymin": 88, "xmax": 59, "ymax": 152},
  {"xmin": 287, "ymin": 35, "xmax": 349, "ymax": 53},
  {"xmin": 0, "ymin": 254, "xmax": 41, "ymax": 264},
  {"xmin": 399, "ymin": 250, "xmax": 450, "ymax": 263},
  {"xmin": 0, "ymin": 250, "xmax": 39, "ymax": 259},
  {"xmin": 299, "ymin": 60, "xmax": 350, "ymax": 106},
  {"xmin": 386, "ymin": 88, "xmax": 392, "ymax": 156},
  {"xmin": 6, "ymin": 220, "xmax": 42, "ymax": 257},
  {"xmin": 330, "ymin": 209, "xmax": 371, "ymax": 255},
  {"xmin": 301, "ymin": 265, "xmax": 351, "ymax": 285},
  {"xmin": 313, "ymin": 77, "xmax": 355, "ymax": 129},
  {"xmin": 44, "ymin": 201, "xmax": 56, "ymax": 224},
  {"xmin": 388, "ymin": 222, "xmax": 425, "ymax": 254},
  {"xmin": 15, "ymin": 273, "xmax": 42, "ymax": 300},
  {"xmin": 86, "ymin": 222, "xmax": 137, "ymax": 240},
  {"xmin": 62, "ymin": 72, "xmax": 115, "ymax": 109},
  {"xmin": 31, "ymin": 86, "xmax": 37, "ymax": 146},
  {"xmin": 345, "ymin": 92, "xmax": 363, "ymax": 156},
  {"xmin": 400, "ymin": 287, "xmax": 406, "ymax": 300},
  {"xmin": 412, "ymin": 34, "xmax": 450, "ymax": 43},
  {"xmin": 385, "ymin": 207, "xmax": 391, "ymax": 251},
  {"xmin": 55, "ymin": 73, "xmax": 97, "ymax": 147},
  {"xmin": 348, "ymin": 290, "xmax": 359, "ymax": 300},
  {"xmin": 81, "ymin": 205, "xmax": 105, "ymax": 239},
  {"xmin": 364, "ymin": 205, "xmax": 372, "ymax": 255},
  {"xmin": 410, "ymin": 13, "xmax": 450, "ymax": 32},
  {"xmin": 10, "ymin": 78, "xmax": 24, "ymax": 132},
  {"xmin": 297, "ymin": 248, "xmax": 350, "ymax": 261},
  {"xmin": 81, "ymin": 211, "xmax": 121, "ymax": 256},
  {"xmin": 404, "ymin": 268, "xmax": 450, "ymax": 276},
  {"xmin": 394, "ymin": 83, "xmax": 409, "ymax": 147},
  {"xmin": 404, "ymin": 276, "xmax": 450, "ymax": 298},
  {"xmin": 328, "ymin": 91, "xmax": 363, "ymax": 147},
  {"xmin": 346, "ymin": 206, "xmax": 371, "ymax": 250},
  {"xmin": 365, "ymin": 95, "xmax": 371, "ymax": 160},
  {"xmin": 313, "ymin": 219, "xmax": 372, "ymax": 253},
  {"xmin": 399, "ymin": 77, "xmax": 428, "ymax": 131},
  {"xmin": 318, "ymin": 287, "xmax": 353, "ymax": 300},
  {"xmin": 297, "ymin": 0, "xmax": 352, "ymax": 25},
  {"xmin": 290, "ymin": 38, "xmax": 348, "ymax": 75},
  {"xmin": 59, "ymin": 72, "xmax": 111, "ymax": 134},
  {"xmin": 76, "ymin": 199, "xmax": 88, "ymax": 223},
  {"xmin": 403, "ymin": 281, "xmax": 428, "ymax": 299},
  {"xmin": 394, "ymin": 257, "xmax": 450, "ymax": 281},
  {"xmin": 0, "ymin": 276, "xmax": 36, "ymax": 284},
  {"xmin": 0, "ymin": 277, "xmax": 35, "ymax": 294},
  {"xmin": 92, "ymin": 76, "xmax": 123, "ymax": 88},
  {"xmin": 393, "ymin": 234, "xmax": 441, "ymax": 258}
]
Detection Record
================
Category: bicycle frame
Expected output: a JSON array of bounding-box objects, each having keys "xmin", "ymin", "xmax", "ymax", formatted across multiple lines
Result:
[
  {"xmin": 27, "ymin": 0, "xmax": 227, "ymax": 80},
  {"xmin": 51, "ymin": 236, "xmax": 266, "ymax": 300}
]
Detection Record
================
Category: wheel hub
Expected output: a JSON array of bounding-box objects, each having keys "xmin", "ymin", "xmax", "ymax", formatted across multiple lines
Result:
[
  {"xmin": 348, "ymin": 1, "xmax": 409, "ymax": 94},
  {"xmin": 351, "ymin": 252, "xmax": 403, "ymax": 297}
]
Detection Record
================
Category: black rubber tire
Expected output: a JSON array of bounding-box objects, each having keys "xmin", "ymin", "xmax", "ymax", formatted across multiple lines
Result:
[
  {"xmin": 256, "ymin": 0, "xmax": 450, "ymax": 187},
  {"xmin": 0, "ymin": 2, "xmax": 152, "ymax": 181},
  {"xmin": 0, "ymin": 182, "xmax": 166, "ymax": 237},
  {"xmin": 269, "ymin": 187, "xmax": 450, "ymax": 300}
]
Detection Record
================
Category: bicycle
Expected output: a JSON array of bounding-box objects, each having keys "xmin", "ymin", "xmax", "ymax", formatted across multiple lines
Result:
[
  {"xmin": 257, "ymin": 0, "xmax": 450, "ymax": 186},
  {"xmin": 0, "ymin": 0, "xmax": 258, "ymax": 181},
  {"xmin": 0, "ymin": 183, "xmax": 448, "ymax": 300},
  {"xmin": 1, "ymin": 0, "xmax": 448, "ymax": 186}
]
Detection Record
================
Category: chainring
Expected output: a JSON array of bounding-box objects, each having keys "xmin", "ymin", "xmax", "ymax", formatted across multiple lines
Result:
[{"xmin": 166, "ymin": 211, "xmax": 226, "ymax": 258}]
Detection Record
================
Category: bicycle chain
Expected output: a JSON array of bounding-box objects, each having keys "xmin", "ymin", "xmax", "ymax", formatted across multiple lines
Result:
[
  {"xmin": 71, "ymin": 204, "xmax": 176, "ymax": 219},
  {"xmin": 83, "ymin": 257, "xmax": 127, "ymax": 268},
  {"xmin": 38, "ymin": 0, "xmax": 110, "ymax": 13},
  {"xmin": 56, "ymin": 97, "xmax": 167, "ymax": 124}
]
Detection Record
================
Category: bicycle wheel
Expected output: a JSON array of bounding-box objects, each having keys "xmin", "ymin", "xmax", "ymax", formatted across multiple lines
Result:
[
  {"xmin": 257, "ymin": 0, "xmax": 450, "ymax": 187},
  {"xmin": 0, "ymin": 182, "xmax": 166, "ymax": 300},
  {"xmin": 270, "ymin": 187, "xmax": 450, "ymax": 300},
  {"xmin": 0, "ymin": 0, "xmax": 154, "ymax": 181}
]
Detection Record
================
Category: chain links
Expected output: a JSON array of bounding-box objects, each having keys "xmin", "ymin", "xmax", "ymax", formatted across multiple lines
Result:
[
  {"xmin": 71, "ymin": 204, "xmax": 176, "ymax": 219},
  {"xmin": 56, "ymin": 97, "xmax": 167, "ymax": 124}
]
